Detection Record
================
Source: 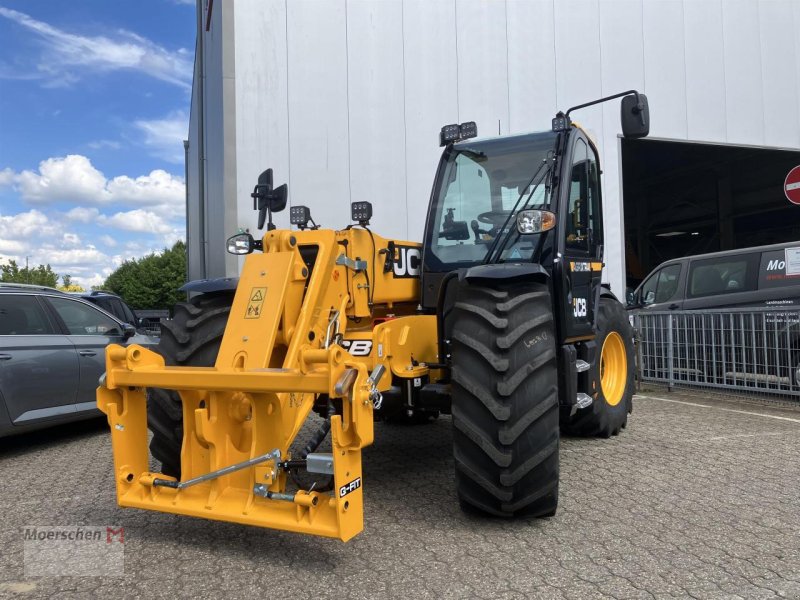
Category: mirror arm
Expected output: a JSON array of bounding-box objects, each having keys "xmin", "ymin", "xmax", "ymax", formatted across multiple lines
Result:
[{"xmin": 565, "ymin": 89, "xmax": 641, "ymax": 121}]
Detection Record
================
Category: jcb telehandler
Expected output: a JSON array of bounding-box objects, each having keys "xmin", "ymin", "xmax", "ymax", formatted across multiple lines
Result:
[{"xmin": 98, "ymin": 91, "xmax": 649, "ymax": 541}]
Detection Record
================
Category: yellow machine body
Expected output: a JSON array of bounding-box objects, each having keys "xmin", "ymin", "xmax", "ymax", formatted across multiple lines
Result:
[{"xmin": 97, "ymin": 228, "xmax": 437, "ymax": 541}]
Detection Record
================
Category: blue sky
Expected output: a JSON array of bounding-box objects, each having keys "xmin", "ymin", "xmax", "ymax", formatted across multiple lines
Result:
[{"xmin": 0, "ymin": 0, "xmax": 196, "ymax": 287}]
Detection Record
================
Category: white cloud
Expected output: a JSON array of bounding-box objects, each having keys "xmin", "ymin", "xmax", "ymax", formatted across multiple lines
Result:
[
  {"xmin": 47, "ymin": 247, "xmax": 109, "ymax": 266},
  {"xmin": 62, "ymin": 232, "xmax": 82, "ymax": 246},
  {"xmin": 66, "ymin": 206, "xmax": 100, "ymax": 222},
  {"xmin": 0, "ymin": 7, "xmax": 192, "ymax": 89},
  {"xmin": 106, "ymin": 169, "xmax": 185, "ymax": 217},
  {"xmin": 99, "ymin": 234, "xmax": 117, "ymax": 248},
  {"xmin": 87, "ymin": 140, "xmax": 121, "ymax": 150},
  {"xmin": 15, "ymin": 155, "xmax": 109, "ymax": 204},
  {"xmin": 0, "ymin": 209, "xmax": 108, "ymax": 286},
  {"xmin": 0, "ymin": 208, "xmax": 176, "ymax": 288},
  {"xmin": 98, "ymin": 209, "xmax": 172, "ymax": 234},
  {"xmin": 0, "ymin": 168, "xmax": 14, "ymax": 186},
  {"xmin": 134, "ymin": 110, "xmax": 188, "ymax": 164},
  {"xmin": 4, "ymin": 155, "xmax": 185, "ymax": 219},
  {"xmin": 0, "ymin": 209, "xmax": 62, "ymax": 240}
]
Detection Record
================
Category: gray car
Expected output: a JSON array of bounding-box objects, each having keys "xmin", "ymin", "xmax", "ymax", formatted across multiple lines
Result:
[{"xmin": 0, "ymin": 283, "xmax": 157, "ymax": 437}]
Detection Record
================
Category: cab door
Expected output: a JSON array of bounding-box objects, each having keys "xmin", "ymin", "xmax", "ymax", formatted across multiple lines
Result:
[{"xmin": 558, "ymin": 134, "xmax": 603, "ymax": 340}]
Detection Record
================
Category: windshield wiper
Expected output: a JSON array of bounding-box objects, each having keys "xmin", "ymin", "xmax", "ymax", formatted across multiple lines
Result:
[
  {"xmin": 482, "ymin": 157, "xmax": 552, "ymax": 264},
  {"xmin": 459, "ymin": 148, "xmax": 487, "ymax": 160}
]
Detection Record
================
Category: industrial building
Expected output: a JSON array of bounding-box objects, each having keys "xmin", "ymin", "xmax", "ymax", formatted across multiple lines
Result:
[{"xmin": 186, "ymin": 0, "xmax": 800, "ymax": 297}]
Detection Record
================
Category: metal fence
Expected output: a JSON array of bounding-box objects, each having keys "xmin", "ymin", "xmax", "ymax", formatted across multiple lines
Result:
[
  {"xmin": 633, "ymin": 308, "xmax": 800, "ymax": 399},
  {"xmin": 140, "ymin": 323, "xmax": 162, "ymax": 337}
]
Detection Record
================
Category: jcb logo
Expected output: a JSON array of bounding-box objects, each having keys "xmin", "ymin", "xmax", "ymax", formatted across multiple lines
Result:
[
  {"xmin": 392, "ymin": 246, "xmax": 421, "ymax": 278},
  {"xmin": 340, "ymin": 339, "xmax": 373, "ymax": 356},
  {"xmin": 573, "ymin": 297, "xmax": 587, "ymax": 318}
]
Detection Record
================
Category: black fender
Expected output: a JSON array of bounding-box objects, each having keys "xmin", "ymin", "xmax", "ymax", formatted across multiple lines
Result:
[
  {"xmin": 434, "ymin": 264, "xmax": 551, "ymax": 366},
  {"xmin": 460, "ymin": 263, "xmax": 550, "ymax": 285},
  {"xmin": 599, "ymin": 283, "xmax": 619, "ymax": 303},
  {"xmin": 179, "ymin": 277, "xmax": 239, "ymax": 294}
]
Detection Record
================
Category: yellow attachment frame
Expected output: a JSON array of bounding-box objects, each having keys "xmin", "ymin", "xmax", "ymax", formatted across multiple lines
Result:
[{"xmin": 97, "ymin": 228, "xmax": 434, "ymax": 541}]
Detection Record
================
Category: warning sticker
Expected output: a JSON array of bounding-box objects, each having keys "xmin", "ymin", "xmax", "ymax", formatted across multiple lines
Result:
[
  {"xmin": 786, "ymin": 247, "xmax": 800, "ymax": 276},
  {"xmin": 245, "ymin": 287, "xmax": 266, "ymax": 319}
]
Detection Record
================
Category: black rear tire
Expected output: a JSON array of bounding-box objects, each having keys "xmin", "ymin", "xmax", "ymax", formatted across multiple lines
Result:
[
  {"xmin": 148, "ymin": 292, "xmax": 232, "ymax": 478},
  {"xmin": 450, "ymin": 280, "xmax": 559, "ymax": 518},
  {"xmin": 562, "ymin": 297, "xmax": 633, "ymax": 438}
]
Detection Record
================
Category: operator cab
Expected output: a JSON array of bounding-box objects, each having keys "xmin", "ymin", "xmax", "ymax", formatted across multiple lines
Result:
[
  {"xmin": 424, "ymin": 131, "xmax": 559, "ymax": 271},
  {"xmin": 422, "ymin": 91, "xmax": 649, "ymax": 343}
]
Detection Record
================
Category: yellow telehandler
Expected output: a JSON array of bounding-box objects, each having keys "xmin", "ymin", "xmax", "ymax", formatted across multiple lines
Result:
[{"xmin": 98, "ymin": 91, "xmax": 649, "ymax": 541}]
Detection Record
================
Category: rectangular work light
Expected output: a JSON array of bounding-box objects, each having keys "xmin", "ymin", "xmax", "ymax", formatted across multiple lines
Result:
[
  {"xmin": 351, "ymin": 201, "xmax": 373, "ymax": 225},
  {"xmin": 290, "ymin": 205, "xmax": 312, "ymax": 228},
  {"xmin": 439, "ymin": 121, "xmax": 478, "ymax": 146}
]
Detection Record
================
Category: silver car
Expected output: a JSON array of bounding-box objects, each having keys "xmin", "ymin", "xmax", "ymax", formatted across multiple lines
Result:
[{"xmin": 0, "ymin": 283, "xmax": 157, "ymax": 437}]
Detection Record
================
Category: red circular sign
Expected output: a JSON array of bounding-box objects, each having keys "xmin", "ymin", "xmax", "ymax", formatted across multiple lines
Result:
[{"xmin": 785, "ymin": 165, "xmax": 800, "ymax": 205}]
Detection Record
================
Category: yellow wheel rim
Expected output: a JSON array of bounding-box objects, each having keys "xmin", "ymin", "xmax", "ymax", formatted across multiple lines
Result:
[{"xmin": 600, "ymin": 331, "xmax": 627, "ymax": 407}]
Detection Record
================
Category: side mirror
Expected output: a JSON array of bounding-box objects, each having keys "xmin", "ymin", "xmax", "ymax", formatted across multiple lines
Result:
[
  {"xmin": 252, "ymin": 168, "xmax": 288, "ymax": 230},
  {"xmin": 122, "ymin": 323, "xmax": 136, "ymax": 340},
  {"xmin": 227, "ymin": 232, "xmax": 256, "ymax": 255},
  {"xmin": 620, "ymin": 93, "xmax": 649, "ymax": 139},
  {"xmin": 626, "ymin": 290, "xmax": 635, "ymax": 307}
]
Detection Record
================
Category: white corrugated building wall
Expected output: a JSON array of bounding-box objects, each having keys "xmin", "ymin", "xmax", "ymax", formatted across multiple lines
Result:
[{"xmin": 186, "ymin": 0, "xmax": 800, "ymax": 297}]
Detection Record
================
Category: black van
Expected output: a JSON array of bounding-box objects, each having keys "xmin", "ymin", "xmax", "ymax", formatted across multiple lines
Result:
[{"xmin": 627, "ymin": 241, "xmax": 800, "ymax": 311}]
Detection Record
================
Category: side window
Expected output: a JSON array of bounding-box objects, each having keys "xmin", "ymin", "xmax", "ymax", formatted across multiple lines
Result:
[
  {"xmin": 96, "ymin": 298, "xmax": 114, "ymax": 315},
  {"xmin": 0, "ymin": 295, "xmax": 54, "ymax": 335},
  {"xmin": 566, "ymin": 139, "xmax": 589, "ymax": 252},
  {"xmin": 758, "ymin": 249, "xmax": 800, "ymax": 289},
  {"xmin": 587, "ymin": 147, "xmax": 602, "ymax": 250},
  {"xmin": 438, "ymin": 154, "xmax": 491, "ymax": 247},
  {"xmin": 108, "ymin": 298, "xmax": 126, "ymax": 322},
  {"xmin": 654, "ymin": 264, "xmax": 682, "ymax": 303},
  {"xmin": 47, "ymin": 297, "xmax": 122, "ymax": 336},
  {"xmin": 120, "ymin": 302, "xmax": 137, "ymax": 325},
  {"xmin": 639, "ymin": 272, "xmax": 659, "ymax": 306},
  {"xmin": 688, "ymin": 256, "xmax": 755, "ymax": 298}
]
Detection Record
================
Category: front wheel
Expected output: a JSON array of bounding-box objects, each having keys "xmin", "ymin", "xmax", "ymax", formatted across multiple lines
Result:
[
  {"xmin": 147, "ymin": 292, "xmax": 233, "ymax": 478},
  {"xmin": 562, "ymin": 297, "xmax": 634, "ymax": 437},
  {"xmin": 450, "ymin": 280, "xmax": 559, "ymax": 518}
]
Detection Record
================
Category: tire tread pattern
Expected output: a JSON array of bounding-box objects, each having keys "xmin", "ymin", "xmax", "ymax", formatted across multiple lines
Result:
[
  {"xmin": 147, "ymin": 293, "xmax": 232, "ymax": 478},
  {"xmin": 451, "ymin": 280, "xmax": 559, "ymax": 518}
]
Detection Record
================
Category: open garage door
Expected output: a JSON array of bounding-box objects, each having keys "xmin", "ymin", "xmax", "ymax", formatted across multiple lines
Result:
[{"xmin": 621, "ymin": 138, "xmax": 800, "ymax": 290}]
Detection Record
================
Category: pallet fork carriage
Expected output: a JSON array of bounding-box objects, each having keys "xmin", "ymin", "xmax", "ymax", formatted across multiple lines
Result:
[
  {"xmin": 98, "ymin": 229, "xmax": 436, "ymax": 541},
  {"xmin": 98, "ymin": 91, "xmax": 649, "ymax": 541}
]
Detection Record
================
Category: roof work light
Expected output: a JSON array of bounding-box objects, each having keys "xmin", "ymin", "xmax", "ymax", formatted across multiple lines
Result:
[{"xmin": 439, "ymin": 121, "xmax": 478, "ymax": 146}]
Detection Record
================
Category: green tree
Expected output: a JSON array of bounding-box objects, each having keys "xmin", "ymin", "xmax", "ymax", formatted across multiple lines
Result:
[
  {"xmin": 103, "ymin": 241, "xmax": 186, "ymax": 310},
  {"xmin": 0, "ymin": 260, "xmax": 59, "ymax": 287}
]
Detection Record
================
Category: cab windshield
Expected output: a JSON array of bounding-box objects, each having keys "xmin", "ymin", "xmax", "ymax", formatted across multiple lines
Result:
[{"xmin": 425, "ymin": 131, "xmax": 558, "ymax": 270}]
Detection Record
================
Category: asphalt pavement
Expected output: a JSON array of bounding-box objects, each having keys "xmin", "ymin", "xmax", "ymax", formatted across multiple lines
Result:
[{"xmin": 0, "ymin": 392, "xmax": 798, "ymax": 599}]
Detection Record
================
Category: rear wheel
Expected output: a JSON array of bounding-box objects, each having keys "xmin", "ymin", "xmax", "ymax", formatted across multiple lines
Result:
[
  {"xmin": 148, "ymin": 292, "xmax": 232, "ymax": 478},
  {"xmin": 450, "ymin": 280, "xmax": 559, "ymax": 517},
  {"xmin": 562, "ymin": 297, "xmax": 633, "ymax": 437}
]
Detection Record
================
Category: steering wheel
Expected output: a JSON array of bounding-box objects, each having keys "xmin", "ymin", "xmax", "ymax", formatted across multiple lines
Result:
[{"xmin": 477, "ymin": 210, "xmax": 511, "ymax": 227}]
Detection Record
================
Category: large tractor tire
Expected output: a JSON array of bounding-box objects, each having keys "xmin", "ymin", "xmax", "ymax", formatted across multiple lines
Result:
[
  {"xmin": 450, "ymin": 280, "xmax": 559, "ymax": 518},
  {"xmin": 562, "ymin": 297, "xmax": 634, "ymax": 438},
  {"xmin": 148, "ymin": 292, "xmax": 232, "ymax": 478}
]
